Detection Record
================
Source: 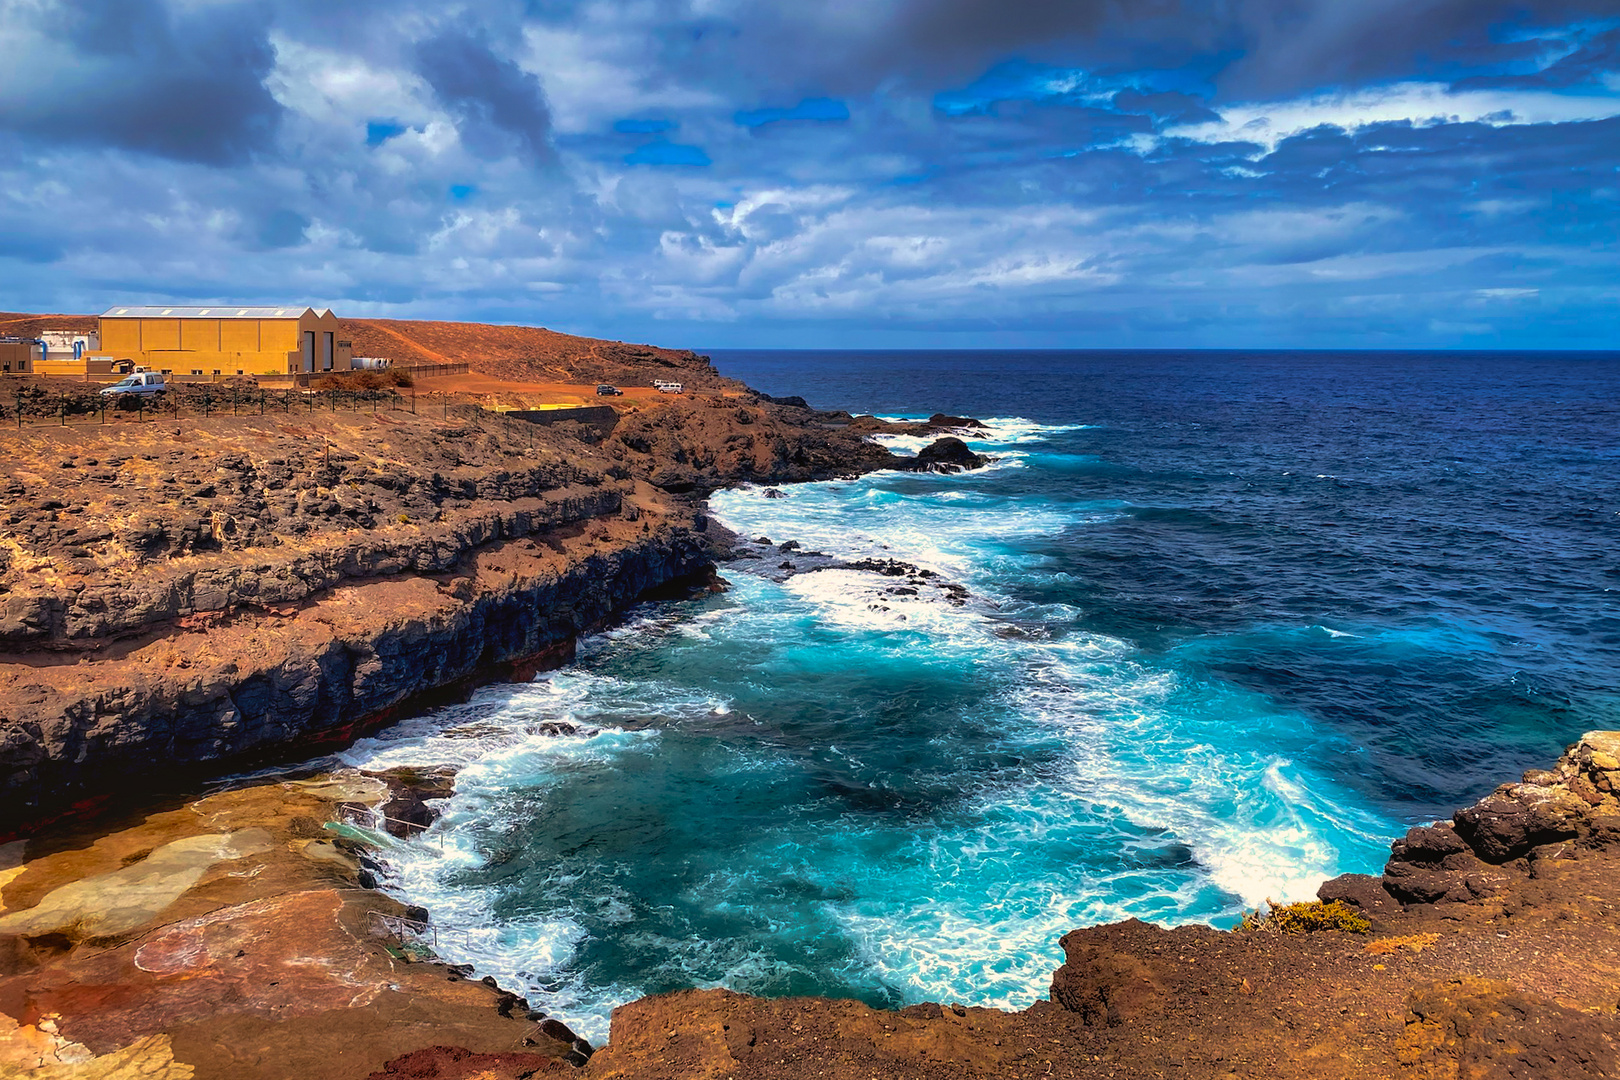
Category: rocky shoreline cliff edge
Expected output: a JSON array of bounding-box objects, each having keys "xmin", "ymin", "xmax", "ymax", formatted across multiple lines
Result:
[{"xmin": 2, "ymin": 337, "xmax": 1614, "ymax": 1080}]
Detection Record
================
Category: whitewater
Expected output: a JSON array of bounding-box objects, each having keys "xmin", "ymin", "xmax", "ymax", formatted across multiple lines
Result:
[
  {"xmin": 339, "ymin": 350, "xmax": 1619, "ymax": 1043},
  {"xmin": 341, "ymin": 418, "xmax": 1416, "ymax": 1042}
]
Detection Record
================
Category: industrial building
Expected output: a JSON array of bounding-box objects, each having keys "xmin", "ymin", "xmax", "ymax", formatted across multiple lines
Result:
[
  {"xmin": 29, "ymin": 330, "xmax": 103, "ymax": 377},
  {"xmin": 0, "ymin": 338, "xmax": 34, "ymax": 374},
  {"xmin": 93, "ymin": 306, "xmax": 353, "ymax": 377}
]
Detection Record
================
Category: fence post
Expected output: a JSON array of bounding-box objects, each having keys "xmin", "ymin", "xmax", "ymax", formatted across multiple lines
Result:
[{"xmin": 61, "ymin": 398, "xmax": 66, "ymax": 426}]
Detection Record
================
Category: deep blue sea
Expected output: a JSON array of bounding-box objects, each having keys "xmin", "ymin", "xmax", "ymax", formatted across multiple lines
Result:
[{"xmin": 343, "ymin": 350, "xmax": 1620, "ymax": 1041}]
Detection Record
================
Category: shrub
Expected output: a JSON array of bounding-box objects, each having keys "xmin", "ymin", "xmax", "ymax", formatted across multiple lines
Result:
[
  {"xmin": 1237, "ymin": 899, "xmax": 1371, "ymax": 935},
  {"xmin": 313, "ymin": 370, "xmax": 395, "ymax": 390}
]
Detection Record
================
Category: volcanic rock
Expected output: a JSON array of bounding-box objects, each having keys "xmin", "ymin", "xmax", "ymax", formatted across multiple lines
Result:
[
  {"xmin": 902, "ymin": 437, "xmax": 990, "ymax": 474},
  {"xmin": 1396, "ymin": 977, "xmax": 1619, "ymax": 1079},
  {"xmin": 926, "ymin": 414, "xmax": 988, "ymax": 430}
]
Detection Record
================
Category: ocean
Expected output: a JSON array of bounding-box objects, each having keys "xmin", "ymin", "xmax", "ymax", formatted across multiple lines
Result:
[{"xmin": 341, "ymin": 350, "xmax": 1620, "ymax": 1042}]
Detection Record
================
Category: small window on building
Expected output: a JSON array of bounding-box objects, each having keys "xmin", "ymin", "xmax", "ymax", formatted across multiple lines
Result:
[
  {"xmin": 213, "ymin": 370, "xmax": 221, "ymax": 376},
  {"xmin": 191, "ymin": 369, "xmax": 203, "ymax": 375},
  {"xmin": 237, "ymin": 370, "xmax": 244, "ymax": 375}
]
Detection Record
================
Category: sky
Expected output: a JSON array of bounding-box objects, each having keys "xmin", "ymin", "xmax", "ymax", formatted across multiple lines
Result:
[{"xmin": 1, "ymin": 0, "xmax": 1617, "ymax": 349}]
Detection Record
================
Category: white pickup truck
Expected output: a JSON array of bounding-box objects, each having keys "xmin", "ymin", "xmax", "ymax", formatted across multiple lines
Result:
[{"xmin": 99, "ymin": 372, "xmax": 167, "ymax": 396}]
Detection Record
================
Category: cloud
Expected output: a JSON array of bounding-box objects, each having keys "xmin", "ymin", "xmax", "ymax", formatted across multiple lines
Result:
[
  {"xmin": 1162, "ymin": 80, "xmax": 1620, "ymax": 150},
  {"xmin": 415, "ymin": 26, "xmax": 556, "ymax": 163},
  {"xmin": 0, "ymin": 0, "xmax": 282, "ymax": 163},
  {"xmin": 0, "ymin": 0, "xmax": 1616, "ymax": 349}
]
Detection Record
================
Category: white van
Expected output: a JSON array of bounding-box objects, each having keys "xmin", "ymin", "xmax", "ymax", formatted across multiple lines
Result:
[{"xmin": 99, "ymin": 371, "xmax": 167, "ymax": 396}]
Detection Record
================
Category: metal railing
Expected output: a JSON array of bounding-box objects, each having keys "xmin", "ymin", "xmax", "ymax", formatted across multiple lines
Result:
[
  {"xmin": 336, "ymin": 802, "xmax": 446, "ymax": 852},
  {"xmin": 367, "ymin": 910, "xmax": 439, "ymax": 948}
]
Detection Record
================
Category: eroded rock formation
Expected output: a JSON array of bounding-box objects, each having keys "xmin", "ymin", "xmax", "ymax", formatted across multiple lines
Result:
[{"xmin": 0, "ymin": 390, "xmax": 912, "ymax": 829}]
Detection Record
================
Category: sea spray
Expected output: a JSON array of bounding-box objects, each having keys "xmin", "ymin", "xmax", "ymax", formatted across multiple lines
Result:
[{"xmin": 343, "ymin": 410, "xmax": 1405, "ymax": 1043}]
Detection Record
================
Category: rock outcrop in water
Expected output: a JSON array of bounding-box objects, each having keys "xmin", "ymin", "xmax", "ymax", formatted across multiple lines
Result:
[
  {"xmin": 1370, "ymin": 730, "xmax": 1620, "ymax": 905},
  {"xmin": 901, "ymin": 436, "xmax": 992, "ymax": 474}
]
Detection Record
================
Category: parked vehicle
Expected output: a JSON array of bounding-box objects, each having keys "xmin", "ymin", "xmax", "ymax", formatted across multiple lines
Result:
[
  {"xmin": 99, "ymin": 371, "xmax": 166, "ymax": 395},
  {"xmin": 596, "ymin": 384, "xmax": 623, "ymax": 396},
  {"xmin": 653, "ymin": 380, "xmax": 683, "ymax": 393}
]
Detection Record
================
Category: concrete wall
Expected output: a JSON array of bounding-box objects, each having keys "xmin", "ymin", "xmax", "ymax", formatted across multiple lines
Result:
[{"xmin": 506, "ymin": 405, "xmax": 621, "ymax": 438}]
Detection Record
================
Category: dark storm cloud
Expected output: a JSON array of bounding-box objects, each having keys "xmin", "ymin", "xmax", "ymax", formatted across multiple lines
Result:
[
  {"xmin": 415, "ymin": 28, "xmax": 556, "ymax": 163},
  {"xmin": 1455, "ymin": 26, "xmax": 1620, "ymax": 90},
  {"xmin": 716, "ymin": 0, "xmax": 1620, "ymax": 100},
  {"xmin": 1207, "ymin": 0, "xmax": 1620, "ymax": 98},
  {"xmin": 1, "ymin": 0, "xmax": 1616, "ymax": 348},
  {"xmin": 0, "ymin": 0, "xmax": 281, "ymax": 164}
]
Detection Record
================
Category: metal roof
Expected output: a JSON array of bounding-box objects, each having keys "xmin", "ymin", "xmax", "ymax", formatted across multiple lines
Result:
[{"xmin": 100, "ymin": 306, "xmax": 321, "ymax": 319}]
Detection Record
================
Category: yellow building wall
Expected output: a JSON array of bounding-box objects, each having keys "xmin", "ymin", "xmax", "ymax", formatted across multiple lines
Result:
[
  {"xmin": 262, "ymin": 319, "xmax": 302, "ymax": 352},
  {"xmin": 94, "ymin": 317, "xmax": 305, "ymax": 375},
  {"xmin": 93, "ymin": 314, "xmax": 343, "ymax": 377},
  {"xmin": 141, "ymin": 319, "xmax": 180, "ymax": 351},
  {"xmin": 180, "ymin": 319, "xmax": 220, "ymax": 351},
  {"xmin": 221, "ymin": 320, "xmax": 260, "ymax": 352},
  {"xmin": 34, "ymin": 358, "xmax": 89, "ymax": 376},
  {"xmin": 101, "ymin": 320, "xmax": 141, "ymax": 353},
  {"xmin": 141, "ymin": 351, "xmax": 295, "ymax": 375}
]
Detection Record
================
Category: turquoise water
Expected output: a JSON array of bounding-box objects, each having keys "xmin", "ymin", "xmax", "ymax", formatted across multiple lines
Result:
[{"xmin": 341, "ymin": 352, "xmax": 1620, "ymax": 1042}]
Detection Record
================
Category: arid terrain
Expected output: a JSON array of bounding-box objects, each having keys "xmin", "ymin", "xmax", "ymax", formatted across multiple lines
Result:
[
  {"xmin": 0, "ymin": 312, "xmax": 727, "ymax": 395},
  {"xmin": 1, "ymin": 317, "xmax": 1616, "ymax": 1080}
]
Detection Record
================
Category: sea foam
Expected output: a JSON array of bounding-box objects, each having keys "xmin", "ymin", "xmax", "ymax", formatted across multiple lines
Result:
[{"xmin": 341, "ymin": 412, "xmax": 1399, "ymax": 1044}]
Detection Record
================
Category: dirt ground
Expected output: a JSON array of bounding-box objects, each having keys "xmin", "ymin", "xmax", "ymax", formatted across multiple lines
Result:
[{"xmin": 410, "ymin": 371, "xmax": 737, "ymax": 409}]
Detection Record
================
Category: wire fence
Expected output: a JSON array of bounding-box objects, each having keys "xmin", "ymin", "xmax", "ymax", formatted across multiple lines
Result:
[
  {"xmin": 3, "ymin": 386, "xmax": 429, "ymax": 428},
  {"xmin": 396, "ymin": 362, "xmax": 471, "ymax": 378}
]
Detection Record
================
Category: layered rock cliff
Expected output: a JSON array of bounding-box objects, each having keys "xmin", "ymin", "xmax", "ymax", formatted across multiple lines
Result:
[{"xmin": 0, "ymin": 387, "xmax": 904, "ymax": 829}]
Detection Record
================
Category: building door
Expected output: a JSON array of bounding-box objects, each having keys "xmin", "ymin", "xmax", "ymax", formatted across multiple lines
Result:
[
  {"xmin": 322, "ymin": 331, "xmax": 334, "ymax": 371},
  {"xmin": 303, "ymin": 331, "xmax": 315, "ymax": 372}
]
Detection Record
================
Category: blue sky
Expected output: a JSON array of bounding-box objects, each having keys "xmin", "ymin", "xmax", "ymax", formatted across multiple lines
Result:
[{"xmin": 1, "ymin": 0, "xmax": 1617, "ymax": 349}]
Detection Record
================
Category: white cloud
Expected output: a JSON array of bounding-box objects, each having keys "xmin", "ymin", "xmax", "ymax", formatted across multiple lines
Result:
[{"xmin": 1165, "ymin": 82, "xmax": 1620, "ymax": 150}]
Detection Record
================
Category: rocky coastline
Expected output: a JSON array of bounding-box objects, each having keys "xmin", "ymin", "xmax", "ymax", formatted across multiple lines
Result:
[
  {"xmin": 4, "ymin": 334, "xmax": 1617, "ymax": 1079},
  {"xmin": 0, "ymin": 355, "xmax": 957, "ymax": 831},
  {"xmin": 7, "ymin": 723, "xmax": 1620, "ymax": 1079}
]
